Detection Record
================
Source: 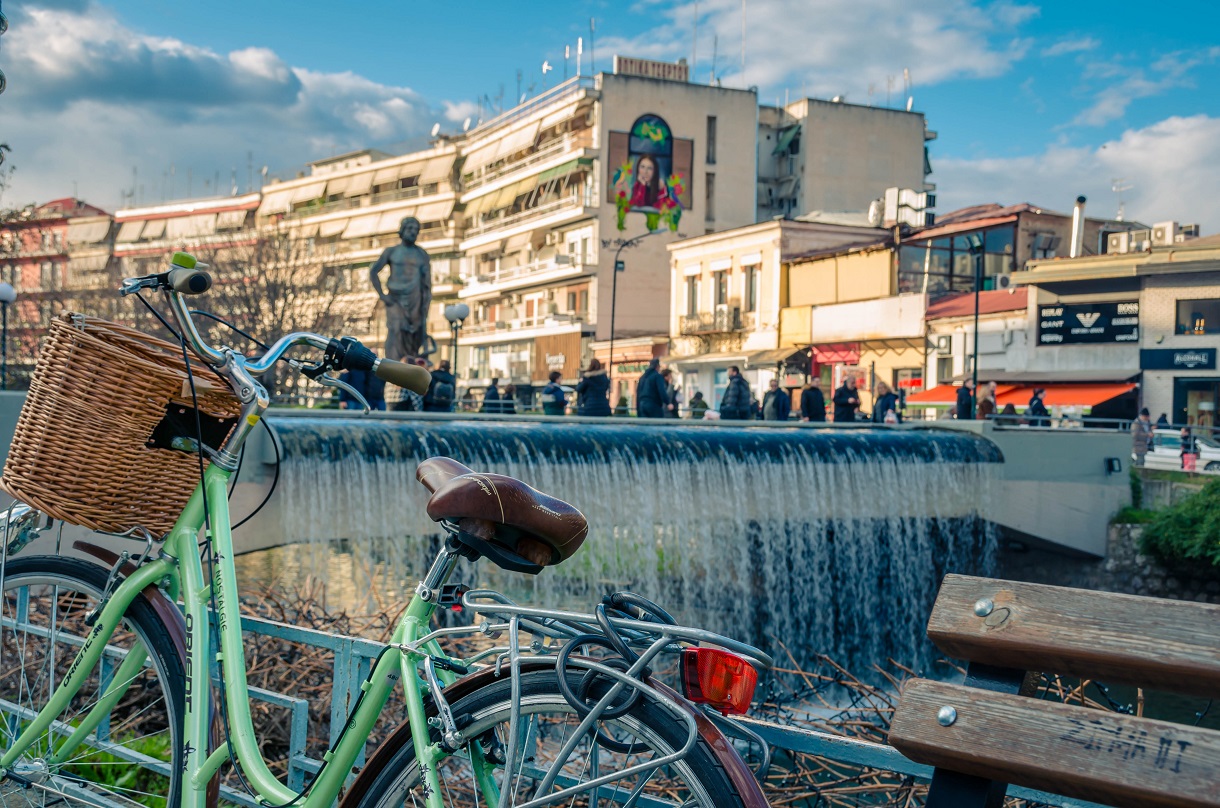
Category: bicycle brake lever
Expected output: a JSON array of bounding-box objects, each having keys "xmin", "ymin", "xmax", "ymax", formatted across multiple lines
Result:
[
  {"xmin": 119, "ymin": 275, "xmax": 162, "ymax": 297},
  {"xmin": 315, "ymin": 373, "xmax": 370, "ymax": 413}
]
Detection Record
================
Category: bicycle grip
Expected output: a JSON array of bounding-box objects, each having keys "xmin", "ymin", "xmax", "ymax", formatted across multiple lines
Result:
[
  {"xmin": 167, "ymin": 266, "xmax": 212, "ymax": 295},
  {"xmin": 374, "ymin": 358, "xmax": 431, "ymax": 394}
]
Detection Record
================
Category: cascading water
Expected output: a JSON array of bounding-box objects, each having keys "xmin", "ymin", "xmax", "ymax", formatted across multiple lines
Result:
[{"xmin": 257, "ymin": 414, "xmax": 1001, "ymax": 676}]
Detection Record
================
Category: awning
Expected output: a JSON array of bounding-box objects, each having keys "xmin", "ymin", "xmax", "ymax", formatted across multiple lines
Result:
[
  {"xmin": 68, "ymin": 254, "xmax": 109, "ymax": 272},
  {"xmin": 999, "ymin": 384, "xmax": 1138, "ymax": 409},
  {"xmin": 463, "ymin": 140, "xmax": 501, "ymax": 173},
  {"xmin": 166, "ymin": 213, "xmax": 217, "ymax": 240},
  {"xmin": 504, "ymin": 231, "xmax": 533, "ymax": 253},
  {"xmin": 257, "ymin": 188, "xmax": 294, "ymax": 216},
  {"xmin": 463, "ymin": 192, "xmax": 497, "ymax": 218},
  {"xmin": 466, "ymin": 240, "xmax": 503, "ymax": 257},
  {"xmin": 66, "ymin": 219, "xmax": 110, "ymax": 245},
  {"xmin": 950, "ymin": 369, "xmax": 1139, "ymax": 384},
  {"xmin": 324, "ymin": 176, "xmax": 350, "ymax": 196},
  {"xmin": 745, "ymin": 348, "xmax": 805, "ymax": 368},
  {"xmin": 538, "ymin": 158, "xmax": 587, "ymax": 183},
  {"xmin": 539, "ymin": 103, "xmax": 580, "ymax": 131},
  {"xmin": 342, "ymin": 213, "xmax": 382, "ymax": 239},
  {"xmin": 496, "ymin": 121, "xmax": 540, "ymax": 159},
  {"xmin": 492, "ymin": 178, "xmax": 534, "ymax": 209},
  {"xmin": 115, "ymin": 221, "xmax": 145, "ymax": 243},
  {"xmin": 813, "ymin": 343, "xmax": 859, "ymax": 364},
  {"xmin": 412, "ymin": 200, "xmax": 455, "ymax": 224},
  {"xmin": 418, "ymin": 154, "xmax": 456, "ymax": 184},
  {"xmin": 141, "ymin": 219, "xmax": 167, "ymax": 239},
  {"xmin": 344, "ymin": 172, "xmax": 376, "ymax": 197},
  {"xmin": 318, "ymin": 219, "xmax": 349, "ymax": 238},
  {"xmin": 216, "ymin": 210, "xmax": 248, "ymax": 230},
  {"xmin": 376, "ymin": 210, "xmax": 405, "ymax": 233},
  {"xmin": 906, "ymin": 384, "xmax": 1020, "ymax": 406},
  {"xmin": 294, "ymin": 222, "xmax": 320, "ymax": 238},
  {"xmin": 289, "ymin": 181, "xmax": 327, "ymax": 205},
  {"xmin": 671, "ymin": 351, "xmax": 748, "ymax": 368},
  {"xmin": 773, "ymin": 125, "xmax": 800, "ymax": 156}
]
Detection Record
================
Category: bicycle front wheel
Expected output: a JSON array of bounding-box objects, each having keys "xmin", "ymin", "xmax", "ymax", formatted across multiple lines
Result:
[
  {"xmin": 0, "ymin": 555, "xmax": 184, "ymax": 808},
  {"xmin": 351, "ymin": 667, "xmax": 747, "ymax": 808}
]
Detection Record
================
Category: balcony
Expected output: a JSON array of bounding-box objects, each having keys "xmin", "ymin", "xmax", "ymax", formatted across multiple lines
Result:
[
  {"xmin": 283, "ymin": 182, "xmax": 452, "ymax": 221},
  {"xmin": 464, "ymin": 132, "xmax": 595, "ymax": 192},
  {"xmin": 459, "ymin": 256, "xmax": 591, "ymax": 299},
  {"xmin": 464, "ymin": 193, "xmax": 591, "ymax": 240},
  {"xmin": 681, "ymin": 308, "xmax": 743, "ymax": 335},
  {"xmin": 462, "ymin": 312, "xmax": 585, "ymax": 340}
]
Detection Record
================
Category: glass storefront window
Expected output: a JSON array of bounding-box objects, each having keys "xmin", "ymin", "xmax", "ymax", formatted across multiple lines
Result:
[
  {"xmin": 899, "ymin": 225, "xmax": 1016, "ymax": 298},
  {"xmin": 1176, "ymin": 299, "xmax": 1220, "ymax": 335}
]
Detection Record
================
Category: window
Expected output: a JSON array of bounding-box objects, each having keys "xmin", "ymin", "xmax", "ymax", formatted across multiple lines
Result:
[
  {"xmin": 705, "ymin": 173, "xmax": 715, "ymax": 223},
  {"xmin": 686, "ymin": 276, "xmax": 701, "ymax": 317},
  {"xmin": 706, "ymin": 116, "xmax": 717, "ymax": 165},
  {"xmin": 714, "ymin": 271, "xmax": 729, "ymax": 306},
  {"xmin": 936, "ymin": 357, "xmax": 954, "ymax": 385},
  {"xmin": 898, "ymin": 225, "xmax": 1016, "ymax": 297},
  {"xmin": 1176, "ymin": 299, "xmax": 1220, "ymax": 335},
  {"xmin": 893, "ymin": 367, "xmax": 924, "ymax": 396},
  {"xmin": 40, "ymin": 261, "xmax": 61, "ymax": 291},
  {"xmin": 744, "ymin": 265, "xmax": 759, "ymax": 312}
]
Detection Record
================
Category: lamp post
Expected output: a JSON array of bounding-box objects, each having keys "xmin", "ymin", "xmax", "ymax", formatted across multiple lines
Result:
[
  {"xmin": 965, "ymin": 233, "xmax": 985, "ymax": 413},
  {"xmin": 0, "ymin": 282, "xmax": 15, "ymax": 391},
  {"xmin": 607, "ymin": 229, "xmax": 666, "ymax": 395},
  {"xmin": 443, "ymin": 302, "xmax": 470, "ymax": 378}
]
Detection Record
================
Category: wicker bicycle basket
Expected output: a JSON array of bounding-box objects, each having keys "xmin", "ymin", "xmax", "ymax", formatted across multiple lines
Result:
[{"xmin": 1, "ymin": 312, "xmax": 241, "ymax": 536}]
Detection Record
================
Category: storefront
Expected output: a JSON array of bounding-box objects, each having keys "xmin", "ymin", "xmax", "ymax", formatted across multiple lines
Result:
[
  {"xmin": 531, "ymin": 333, "xmax": 589, "ymax": 385},
  {"xmin": 592, "ymin": 336, "xmax": 669, "ymax": 411},
  {"xmin": 1143, "ymin": 347, "xmax": 1220, "ymax": 427}
]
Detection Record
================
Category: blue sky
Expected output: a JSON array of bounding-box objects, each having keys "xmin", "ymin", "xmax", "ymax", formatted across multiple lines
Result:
[{"xmin": 2, "ymin": 0, "xmax": 1219, "ymax": 229}]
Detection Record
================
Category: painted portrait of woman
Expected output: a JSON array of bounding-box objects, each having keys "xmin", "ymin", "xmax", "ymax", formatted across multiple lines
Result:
[{"xmin": 629, "ymin": 154, "xmax": 673, "ymax": 210}]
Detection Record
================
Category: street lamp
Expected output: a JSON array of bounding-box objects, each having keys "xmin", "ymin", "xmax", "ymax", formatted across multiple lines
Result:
[
  {"xmin": 965, "ymin": 233, "xmax": 985, "ymax": 413},
  {"xmin": 0, "ymin": 282, "xmax": 15, "ymax": 391},
  {"xmin": 443, "ymin": 302, "xmax": 470, "ymax": 378}
]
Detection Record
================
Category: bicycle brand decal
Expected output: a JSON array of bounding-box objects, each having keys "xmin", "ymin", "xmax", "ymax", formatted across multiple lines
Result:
[
  {"xmin": 184, "ymin": 613, "xmax": 195, "ymax": 710},
  {"xmin": 64, "ymin": 623, "xmax": 106, "ymax": 682}
]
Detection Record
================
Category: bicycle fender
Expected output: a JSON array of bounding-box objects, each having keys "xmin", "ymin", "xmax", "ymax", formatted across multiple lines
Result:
[{"xmin": 341, "ymin": 658, "xmax": 770, "ymax": 808}]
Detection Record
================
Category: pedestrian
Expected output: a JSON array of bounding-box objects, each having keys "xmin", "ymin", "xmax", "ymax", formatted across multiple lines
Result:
[
  {"xmin": 1131, "ymin": 408, "xmax": 1153, "ymax": 466},
  {"xmin": 955, "ymin": 379, "xmax": 976, "ymax": 420},
  {"xmin": 871, "ymin": 380, "xmax": 900, "ymax": 424},
  {"xmin": 800, "ymin": 380, "xmax": 826, "ymax": 422},
  {"xmin": 832, "ymin": 375, "xmax": 861, "ymax": 423},
  {"xmin": 761, "ymin": 378, "xmax": 791, "ymax": 421},
  {"xmin": 688, "ymin": 391, "xmax": 709, "ymax": 419},
  {"xmin": 977, "ymin": 381, "xmax": 997, "ymax": 421},
  {"xmin": 575, "ymin": 358, "xmax": 611, "ymax": 416},
  {"xmin": 614, "ymin": 394, "xmax": 630, "ymax": 416},
  {"xmin": 998, "ymin": 402, "xmax": 1019, "ymax": 426},
  {"xmin": 500, "ymin": 384, "xmax": 518, "ymax": 415},
  {"xmin": 541, "ymin": 370, "xmax": 567, "ymax": 416},
  {"xmin": 481, "ymin": 378, "xmax": 503, "ymax": 414},
  {"xmin": 660, "ymin": 368, "xmax": 681, "ymax": 417},
  {"xmin": 459, "ymin": 389, "xmax": 475, "ymax": 412},
  {"xmin": 1181, "ymin": 427, "xmax": 1198, "ymax": 471},
  {"xmin": 422, "ymin": 359, "xmax": 456, "ymax": 412},
  {"xmin": 718, "ymin": 365, "xmax": 752, "ymax": 420},
  {"xmin": 1027, "ymin": 388, "xmax": 1050, "ymax": 427},
  {"xmin": 635, "ymin": 358, "xmax": 668, "ymax": 418},
  {"xmin": 338, "ymin": 367, "xmax": 387, "ymax": 411},
  {"xmin": 1155, "ymin": 412, "xmax": 1170, "ymax": 429}
]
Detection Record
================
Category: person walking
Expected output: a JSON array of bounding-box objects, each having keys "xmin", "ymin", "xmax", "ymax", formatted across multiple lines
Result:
[
  {"xmin": 481, "ymin": 378, "xmax": 503, "ymax": 414},
  {"xmin": 500, "ymin": 384, "xmax": 518, "ymax": 415},
  {"xmin": 575, "ymin": 359, "xmax": 611, "ymax": 416},
  {"xmin": 688, "ymin": 391, "xmax": 709, "ymax": 419},
  {"xmin": 871, "ymin": 380, "xmax": 901, "ymax": 424},
  {"xmin": 800, "ymin": 381, "xmax": 826, "ymax": 422},
  {"xmin": 955, "ymin": 379, "xmax": 975, "ymax": 420},
  {"xmin": 338, "ymin": 368, "xmax": 387, "ymax": 411},
  {"xmin": 1181, "ymin": 426, "xmax": 1198, "ymax": 471},
  {"xmin": 1131, "ymin": 408, "xmax": 1153, "ymax": 466},
  {"xmin": 635, "ymin": 358, "xmax": 669, "ymax": 418},
  {"xmin": 761, "ymin": 378, "xmax": 791, "ymax": 421},
  {"xmin": 422, "ymin": 359, "xmax": 456, "ymax": 412},
  {"xmin": 1027, "ymin": 388, "xmax": 1050, "ymax": 427},
  {"xmin": 541, "ymin": 370, "xmax": 567, "ymax": 416},
  {"xmin": 718, "ymin": 366, "xmax": 752, "ymax": 420},
  {"xmin": 832, "ymin": 375, "xmax": 861, "ymax": 423},
  {"xmin": 660, "ymin": 368, "xmax": 681, "ymax": 417},
  {"xmin": 1156, "ymin": 413, "xmax": 1170, "ymax": 429},
  {"xmin": 998, "ymin": 402, "xmax": 1019, "ymax": 426},
  {"xmin": 977, "ymin": 381, "xmax": 997, "ymax": 421}
]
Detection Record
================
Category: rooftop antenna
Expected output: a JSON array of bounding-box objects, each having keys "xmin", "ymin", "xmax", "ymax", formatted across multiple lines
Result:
[
  {"xmin": 691, "ymin": 0, "xmax": 698, "ymax": 78},
  {"xmin": 906, "ymin": 96, "xmax": 914, "ymax": 111},
  {"xmin": 589, "ymin": 17, "xmax": 596, "ymax": 75},
  {"xmin": 903, "ymin": 68, "xmax": 911, "ymax": 98},
  {"xmin": 711, "ymin": 34, "xmax": 718, "ymax": 84},
  {"xmin": 430, "ymin": 122, "xmax": 441, "ymax": 138},
  {"xmin": 260, "ymin": 165, "xmax": 268, "ymax": 190},
  {"xmin": 886, "ymin": 75, "xmax": 894, "ymax": 106},
  {"xmin": 1112, "ymin": 177, "xmax": 1133, "ymax": 221},
  {"xmin": 867, "ymin": 82, "xmax": 876, "ymax": 105},
  {"xmin": 576, "ymin": 37, "xmax": 583, "ymax": 77},
  {"xmin": 564, "ymin": 45, "xmax": 570, "ymax": 81}
]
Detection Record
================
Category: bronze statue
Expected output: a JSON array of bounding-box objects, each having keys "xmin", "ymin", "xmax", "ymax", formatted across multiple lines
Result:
[{"xmin": 370, "ymin": 216, "xmax": 432, "ymax": 361}]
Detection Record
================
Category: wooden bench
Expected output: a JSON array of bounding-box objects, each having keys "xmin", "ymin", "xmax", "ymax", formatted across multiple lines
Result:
[{"xmin": 889, "ymin": 574, "xmax": 1220, "ymax": 808}]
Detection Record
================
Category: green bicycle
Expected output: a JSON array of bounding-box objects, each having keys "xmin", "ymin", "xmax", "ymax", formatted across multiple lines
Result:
[{"xmin": 0, "ymin": 253, "xmax": 773, "ymax": 807}]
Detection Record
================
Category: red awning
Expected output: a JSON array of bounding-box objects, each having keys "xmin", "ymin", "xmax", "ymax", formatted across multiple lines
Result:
[
  {"xmin": 813, "ymin": 343, "xmax": 860, "ymax": 364},
  {"xmin": 998, "ymin": 383, "xmax": 1138, "ymax": 408},
  {"xmin": 904, "ymin": 384, "xmax": 962, "ymax": 405}
]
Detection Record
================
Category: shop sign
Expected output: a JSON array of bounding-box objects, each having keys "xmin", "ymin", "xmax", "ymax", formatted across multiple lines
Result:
[
  {"xmin": 1140, "ymin": 348, "xmax": 1216, "ymax": 370},
  {"xmin": 532, "ymin": 334, "xmax": 583, "ymax": 381},
  {"xmin": 614, "ymin": 362, "xmax": 650, "ymax": 374},
  {"xmin": 1038, "ymin": 301, "xmax": 1139, "ymax": 345}
]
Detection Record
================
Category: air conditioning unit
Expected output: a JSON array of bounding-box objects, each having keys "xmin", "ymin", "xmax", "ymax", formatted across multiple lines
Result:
[
  {"xmin": 995, "ymin": 273, "xmax": 1015, "ymax": 291},
  {"xmin": 1129, "ymin": 229, "xmax": 1152, "ymax": 251},
  {"xmin": 1177, "ymin": 223, "xmax": 1200, "ymax": 241},
  {"xmin": 1107, "ymin": 232, "xmax": 1130, "ymax": 254},
  {"xmin": 545, "ymin": 289, "xmax": 555, "ymax": 300},
  {"xmin": 544, "ymin": 231, "xmax": 561, "ymax": 246},
  {"xmin": 935, "ymin": 335, "xmax": 953, "ymax": 356},
  {"xmin": 1152, "ymin": 221, "xmax": 1178, "ymax": 246}
]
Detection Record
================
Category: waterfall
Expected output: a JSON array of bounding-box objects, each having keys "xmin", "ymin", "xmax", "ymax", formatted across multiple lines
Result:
[{"xmin": 259, "ymin": 415, "xmax": 1000, "ymax": 676}]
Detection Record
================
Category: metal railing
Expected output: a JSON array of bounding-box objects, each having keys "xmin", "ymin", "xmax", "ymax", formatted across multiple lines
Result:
[
  {"xmin": 463, "ymin": 193, "xmax": 591, "ymax": 238},
  {"xmin": 460, "ymin": 256, "xmax": 590, "ymax": 292},
  {"xmin": 680, "ymin": 308, "xmax": 742, "ymax": 335},
  {"xmin": 463, "ymin": 132, "xmax": 595, "ymax": 191}
]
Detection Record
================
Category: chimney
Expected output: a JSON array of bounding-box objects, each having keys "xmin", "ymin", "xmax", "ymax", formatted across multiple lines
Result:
[{"xmin": 1069, "ymin": 195, "xmax": 1087, "ymax": 258}]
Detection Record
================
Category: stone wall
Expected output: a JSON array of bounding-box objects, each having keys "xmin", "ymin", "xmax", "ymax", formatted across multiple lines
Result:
[{"xmin": 996, "ymin": 524, "xmax": 1220, "ymax": 604}]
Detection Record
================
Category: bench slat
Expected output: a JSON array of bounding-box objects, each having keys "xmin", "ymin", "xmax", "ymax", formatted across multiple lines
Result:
[
  {"xmin": 891, "ymin": 679, "xmax": 1220, "ymax": 808},
  {"xmin": 928, "ymin": 575, "xmax": 1220, "ymax": 698}
]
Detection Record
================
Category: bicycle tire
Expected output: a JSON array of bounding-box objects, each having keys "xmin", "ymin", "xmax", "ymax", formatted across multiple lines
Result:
[
  {"xmin": 350, "ymin": 667, "xmax": 746, "ymax": 808},
  {"xmin": 0, "ymin": 555, "xmax": 184, "ymax": 808}
]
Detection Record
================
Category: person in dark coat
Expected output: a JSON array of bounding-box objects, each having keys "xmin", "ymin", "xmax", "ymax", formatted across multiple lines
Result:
[
  {"xmin": 635, "ymin": 358, "xmax": 668, "ymax": 418},
  {"xmin": 800, "ymin": 381, "xmax": 826, "ymax": 422},
  {"xmin": 688, "ymin": 391, "xmax": 709, "ymax": 419},
  {"xmin": 955, "ymin": 379, "xmax": 976, "ymax": 420},
  {"xmin": 871, "ymin": 380, "xmax": 901, "ymax": 423},
  {"xmin": 832, "ymin": 376, "xmax": 861, "ymax": 422},
  {"xmin": 500, "ymin": 384, "xmax": 518, "ymax": 415},
  {"xmin": 1027, "ymin": 388, "xmax": 1050, "ymax": 426},
  {"xmin": 575, "ymin": 358, "xmax": 611, "ymax": 416},
  {"xmin": 338, "ymin": 368, "xmax": 387, "ymax": 410},
  {"xmin": 661, "ymin": 368, "xmax": 681, "ymax": 417},
  {"xmin": 541, "ymin": 370, "xmax": 567, "ymax": 416},
  {"xmin": 761, "ymin": 378, "xmax": 791, "ymax": 421},
  {"xmin": 422, "ymin": 359, "xmax": 456, "ymax": 412},
  {"xmin": 481, "ymin": 378, "xmax": 503, "ymax": 414},
  {"xmin": 718, "ymin": 365, "xmax": 752, "ymax": 420},
  {"xmin": 1155, "ymin": 413, "xmax": 1170, "ymax": 429}
]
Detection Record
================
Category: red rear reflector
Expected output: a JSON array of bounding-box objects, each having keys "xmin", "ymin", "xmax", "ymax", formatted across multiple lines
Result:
[{"xmin": 680, "ymin": 648, "xmax": 757, "ymax": 715}]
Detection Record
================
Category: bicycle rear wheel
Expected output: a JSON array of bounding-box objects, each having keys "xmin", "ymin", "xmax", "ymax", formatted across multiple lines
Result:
[
  {"xmin": 350, "ymin": 667, "xmax": 747, "ymax": 808},
  {"xmin": 0, "ymin": 555, "xmax": 184, "ymax": 808}
]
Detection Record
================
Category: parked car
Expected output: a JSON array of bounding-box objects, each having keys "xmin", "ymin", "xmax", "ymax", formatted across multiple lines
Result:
[{"xmin": 1138, "ymin": 428, "xmax": 1220, "ymax": 473}]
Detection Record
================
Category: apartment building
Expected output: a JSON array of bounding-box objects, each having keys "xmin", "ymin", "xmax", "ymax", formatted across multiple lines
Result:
[
  {"xmin": 113, "ymin": 193, "xmax": 262, "ymax": 277},
  {"xmin": 454, "ymin": 68, "xmax": 758, "ymax": 395}
]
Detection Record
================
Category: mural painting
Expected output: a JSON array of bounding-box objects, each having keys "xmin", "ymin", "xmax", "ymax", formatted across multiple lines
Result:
[{"xmin": 607, "ymin": 114, "xmax": 693, "ymax": 232}]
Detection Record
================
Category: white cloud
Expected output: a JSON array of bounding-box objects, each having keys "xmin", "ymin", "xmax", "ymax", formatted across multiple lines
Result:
[
  {"xmin": 0, "ymin": 2, "xmax": 435, "ymax": 210},
  {"xmin": 1073, "ymin": 48, "xmax": 1218, "ymax": 127},
  {"xmin": 1041, "ymin": 37, "xmax": 1099, "ymax": 58},
  {"xmin": 934, "ymin": 115, "xmax": 1220, "ymax": 232},
  {"xmin": 442, "ymin": 100, "xmax": 479, "ymax": 124},
  {"xmin": 601, "ymin": 0, "xmax": 1038, "ymax": 97}
]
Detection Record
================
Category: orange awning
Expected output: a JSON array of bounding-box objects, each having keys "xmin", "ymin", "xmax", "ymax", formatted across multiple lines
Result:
[
  {"xmin": 906, "ymin": 384, "xmax": 1021, "ymax": 405},
  {"xmin": 998, "ymin": 383, "xmax": 1138, "ymax": 409}
]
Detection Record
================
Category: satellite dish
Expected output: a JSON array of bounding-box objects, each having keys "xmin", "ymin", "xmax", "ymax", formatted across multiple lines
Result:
[
  {"xmin": 867, "ymin": 199, "xmax": 884, "ymax": 227},
  {"xmin": 520, "ymin": 93, "xmax": 527, "ymax": 103},
  {"xmin": 430, "ymin": 122, "xmax": 441, "ymax": 137},
  {"xmin": 906, "ymin": 96, "xmax": 914, "ymax": 112},
  {"xmin": 462, "ymin": 117, "xmax": 472, "ymax": 132}
]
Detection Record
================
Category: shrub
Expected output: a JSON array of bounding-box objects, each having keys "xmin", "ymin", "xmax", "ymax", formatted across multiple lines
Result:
[{"xmin": 1139, "ymin": 477, "xmax": 1220, "ymax": 570}]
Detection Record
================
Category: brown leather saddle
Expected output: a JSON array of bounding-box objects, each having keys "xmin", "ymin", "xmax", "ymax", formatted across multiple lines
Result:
[{"xmin": 416, "ymin": 456, "xmax": 588, "ymax": 574}]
